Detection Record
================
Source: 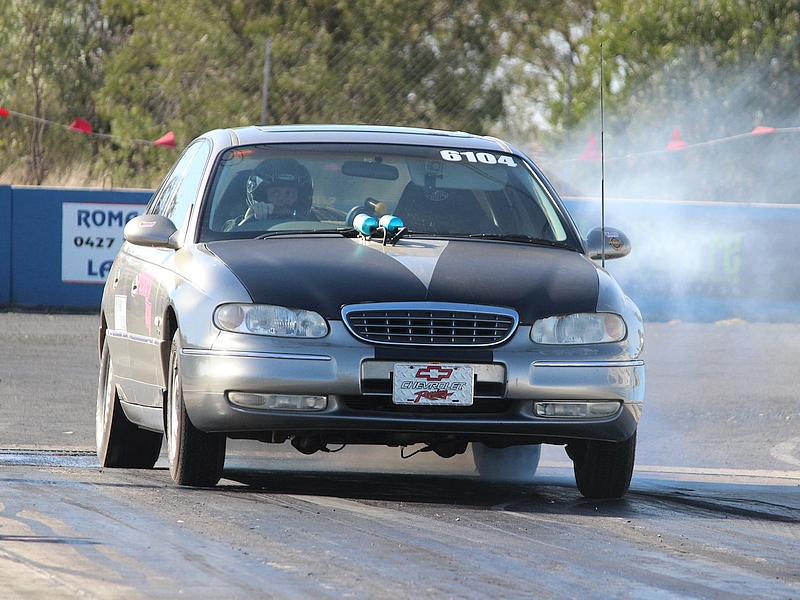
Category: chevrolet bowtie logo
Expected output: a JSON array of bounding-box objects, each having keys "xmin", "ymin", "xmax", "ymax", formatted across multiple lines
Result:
[{"xmin": 414, "ymin": 366, "xmax": 454, "ymax": 381}]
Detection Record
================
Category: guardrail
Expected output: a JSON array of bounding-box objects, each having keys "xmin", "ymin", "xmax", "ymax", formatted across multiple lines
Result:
[{"xmin": 1, "ymin": 185, "xmax": 798, "ymax": 321}]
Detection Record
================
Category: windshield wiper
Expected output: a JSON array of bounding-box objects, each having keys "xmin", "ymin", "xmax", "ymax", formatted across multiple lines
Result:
[
  {"xmin": 255, "ymin": 228, "xmax": 359, "ymax": 240},
  {"xmin": 466, "ymin": 233, "xmax": 576, "ymax": 250}
]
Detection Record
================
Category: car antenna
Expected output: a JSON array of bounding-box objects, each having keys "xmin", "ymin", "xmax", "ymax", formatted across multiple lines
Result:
[{"xmin": 600, "ymin": 43, "xmax": 606, "ymax": 268}]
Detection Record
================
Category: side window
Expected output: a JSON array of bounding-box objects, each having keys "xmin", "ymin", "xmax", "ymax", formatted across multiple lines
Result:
[
  {"xmin": 148, "ymin": 140, "xmax": 210, "ymax": 231},
  {"xmin": 170, "ymin": 141, "xmax": 211, "ymax": 231},
  {"xmin": 148, "ymin": 144, "xmax": 200, "ymax": 217}
]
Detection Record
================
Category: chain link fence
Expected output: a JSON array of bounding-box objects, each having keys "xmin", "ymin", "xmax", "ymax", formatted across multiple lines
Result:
[
  {"xmin": 3, "ymin": 21, "xmax": 798, "ymax": 204},
  {"xmin": 259, "ymin": 32, "xmax": 509, "ymax": 135}
]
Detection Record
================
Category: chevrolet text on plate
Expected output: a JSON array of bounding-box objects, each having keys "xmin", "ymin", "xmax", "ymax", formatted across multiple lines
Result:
[{"xmin": 96, "ymin": 125, "xmax": 644, "ymax": 498}]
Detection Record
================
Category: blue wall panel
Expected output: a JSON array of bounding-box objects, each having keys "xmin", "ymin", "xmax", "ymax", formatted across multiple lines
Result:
[
  {"xmin": 2, "ymin": 186, "xmax": 799, "ymax": 321},
  {"xmin": 564, "ymin": 197, "xmax": 800, "ymax": 322},
  {"xmin": 9, "ymin": 187, "xmax": 151, "ymax": 309},
  {"xmin": 0, "ymin": 186, "xmax": 11, "ymax": 304}
]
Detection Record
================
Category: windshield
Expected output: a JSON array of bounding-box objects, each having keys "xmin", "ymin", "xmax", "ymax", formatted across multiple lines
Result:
[{"xmin": 198, "ymin": 143, "xmax": 576, "ymax": 246}]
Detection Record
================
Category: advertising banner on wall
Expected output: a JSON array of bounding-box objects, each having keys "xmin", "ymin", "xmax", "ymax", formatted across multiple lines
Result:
[
  {"xmin": 564, "ymin": 197, "xmax": 800, "ymax": 322},
  {"xmin": 61, "ymin": 202, "xmax": 144, "ymax": 283}
]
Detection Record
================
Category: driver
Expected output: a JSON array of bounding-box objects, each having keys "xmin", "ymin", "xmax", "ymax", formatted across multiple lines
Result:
[{"xmin": 224, "ymin": 158, "xmax": 313, "ymax": 230}]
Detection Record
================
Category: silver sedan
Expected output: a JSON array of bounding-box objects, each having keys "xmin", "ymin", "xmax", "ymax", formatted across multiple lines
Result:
[{"xmin": 96, "ymin": 125, "xmax": 644, "ymax": 498}]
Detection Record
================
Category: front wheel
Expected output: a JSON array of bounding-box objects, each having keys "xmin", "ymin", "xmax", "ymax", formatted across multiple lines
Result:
[
  {"xmin": 166, "ymin": 331, "xmax": 226, "ymax": 486},
  {"xmin": 96, "ymin": 340, "xmax": 162, "ymax": 468},
  {"xmin": 472, "ymin": 443, "xmax": 541, "ymax": 482},
  {"xmin": 568, "ymin": 432, "xmax": 636, "ymax": 499}
]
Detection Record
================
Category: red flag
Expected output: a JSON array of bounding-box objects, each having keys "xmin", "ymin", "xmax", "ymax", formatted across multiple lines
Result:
[
  {"xmin": 153, "ymin": 131, "xmax": 175, "ymax": 148},
  {"xmin": 752, "ymin": 126, "xmax": 775, "ymax": 135},
  {"xmin": 0, "ymin": 107, "xmax": 8, "ymax": 118},
  {"xmin": 69, "ymin": 117, "xmax": 92, "ymax": 134},
  {"xmin": 666, "ymin": 127, "xmax": 688, "ymax": 150},
  {"xmin": 579, "ymin": 134, "xmax": 601, "ymax": 161}
]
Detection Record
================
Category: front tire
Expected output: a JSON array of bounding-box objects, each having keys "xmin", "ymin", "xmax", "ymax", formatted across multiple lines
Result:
[
  {"xmin": 96, "ymin": 341, "xmax": 162, "ymax": 468},
  {"xmin": 568, "ymin": 432, "xmax": 636, "ymax": 499},
  {"xmin": 166, "ymin": 331, "xmax": 226, "ymax": 487},
  {"xmin": 472, "ymin": 443, "xmax": 541, "ymax": 482}
]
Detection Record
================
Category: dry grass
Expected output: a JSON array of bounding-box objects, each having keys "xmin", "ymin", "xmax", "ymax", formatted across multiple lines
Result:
[{"xmin": 0, "ymin": 158, "xmax": 115, "ymax": 188}]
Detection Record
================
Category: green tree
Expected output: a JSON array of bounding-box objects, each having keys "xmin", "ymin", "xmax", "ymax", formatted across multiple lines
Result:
[
  {"xmin": 553, "ymin": 0, "xmax": 800, "ymax": 201},
  {"xmin": 3, "ymin": 0, "xmax": 799, "ymax": 192},
  {"xmin": 95, "ymin": 0, "xmax": 513, "ymax": 186},
  {"xmin": 0, "ymin": 0, "xmax": 111, "ymax": 184},
  {"xmin": 570, "ymin": 0, "xmax": 800, "ymax": 138},
  {"xmin": 489, "ymin": 0, "xmax": 598, "ymax": 144}
]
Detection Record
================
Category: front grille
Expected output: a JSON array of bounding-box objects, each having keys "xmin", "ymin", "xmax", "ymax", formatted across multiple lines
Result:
[{"xmin": 342, "ymin": 303, "xmax": 518, "ymax": 347}]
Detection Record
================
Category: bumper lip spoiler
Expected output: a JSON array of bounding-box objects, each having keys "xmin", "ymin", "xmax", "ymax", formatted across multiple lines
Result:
[
  {"xmin": 181, "ymin": 348, "xmax": 333, "ymax": 362},
  {"xmin": 180, "ymin": 349, "xmax": 644, "ymax": 369}
]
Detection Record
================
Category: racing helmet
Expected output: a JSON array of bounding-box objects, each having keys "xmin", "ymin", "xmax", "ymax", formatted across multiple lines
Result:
[{"xmin": 246, "ymin": 158, "xmax": 313, "ymax": 215}]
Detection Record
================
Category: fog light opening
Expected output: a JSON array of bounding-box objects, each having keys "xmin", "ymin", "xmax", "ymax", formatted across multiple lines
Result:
[
  {"xmin": 228, "ymin": 392, "xmax": 327, "ymax": 411},
  {"xmin": 589, "ymin": 401, "xmax": 622, "ymax": 417},
  {"xmin": 534, "ymin": 401, "xmax": 620, "ymax": 418}
]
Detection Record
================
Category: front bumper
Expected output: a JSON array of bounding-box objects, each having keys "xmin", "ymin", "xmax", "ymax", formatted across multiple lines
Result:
[{"xmin": 178, "ymin": 329, "xmax": 644, "ymax": 445}]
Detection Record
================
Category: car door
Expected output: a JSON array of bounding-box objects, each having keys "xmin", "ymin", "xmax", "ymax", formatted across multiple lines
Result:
[{"xmin": 114, "ymin": 139, "xmax": 211, "ymax": 407}]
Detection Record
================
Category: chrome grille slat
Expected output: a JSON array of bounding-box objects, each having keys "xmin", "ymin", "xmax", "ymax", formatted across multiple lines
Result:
[{"xmin": 342, "ymin": 303, "xmax": 518, "ymax": 347}]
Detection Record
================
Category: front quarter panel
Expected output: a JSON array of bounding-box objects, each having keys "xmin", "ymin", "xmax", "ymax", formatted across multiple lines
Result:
[
  {"xmin": 101, "ymin": 240, "xmax": 252, "ymax": 409},
  {"xmin": 168, "ymin": 243, "xmax": 253, "ymax": 351},
  {"xmin": 594, "ymin": 261, "xmax": 645, "ymax": 362}
]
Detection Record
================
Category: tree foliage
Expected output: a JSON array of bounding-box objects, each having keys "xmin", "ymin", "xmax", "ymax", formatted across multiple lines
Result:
[
  {"xmin": 552, "ymin": 0, "xmax": 800, "ymax": 202},
  {"xmin": 591, "ymin": 0, "xmax": 800, "ymax": 130},
  {"xmin": 0, "ymin": 0, "xmax": 799, "ymax": 194},
  {"xmin": 0, "ymin": 0, "xmax": 111, "ymax": 183}
]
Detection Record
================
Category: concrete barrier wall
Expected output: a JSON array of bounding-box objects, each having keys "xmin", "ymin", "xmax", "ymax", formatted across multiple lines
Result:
[{"xmin": 1, "ymin": 185, "xmax": 798, "ymax": 322}]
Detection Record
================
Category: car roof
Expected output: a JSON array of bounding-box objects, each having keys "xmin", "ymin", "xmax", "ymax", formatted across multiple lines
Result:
[{"xmin": 202, "ymin": 124, "xmax": 519, "ymax": 154}]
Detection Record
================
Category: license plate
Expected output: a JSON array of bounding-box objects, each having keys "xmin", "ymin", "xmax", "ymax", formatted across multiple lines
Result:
[{"xmin": 392, "ymin": 364, "xmax": 474, "ymax": 406}]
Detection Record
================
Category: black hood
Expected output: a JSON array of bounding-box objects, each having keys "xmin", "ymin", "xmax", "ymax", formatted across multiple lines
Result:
[{"xmin": 207, "ymin": 236, "xmax": 599, "ymax": 323}]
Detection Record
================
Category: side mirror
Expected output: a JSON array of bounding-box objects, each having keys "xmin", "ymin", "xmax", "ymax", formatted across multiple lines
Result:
[
  {"xmin": 585, "ymin": 226, "xmax": 631, "ymax": 260},
  {"xmin": 124, "ymin": 215, "xmax": 180, "ymax": 249}
]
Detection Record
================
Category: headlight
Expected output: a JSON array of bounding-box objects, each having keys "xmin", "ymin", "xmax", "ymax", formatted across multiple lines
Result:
[
  {"xmin": 214, "ymin": 304, "xmax": 329, "ymax": 338},
  {"xmin": 530, "ymin": 313, "xmax": 626, "ymax": 345}
]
